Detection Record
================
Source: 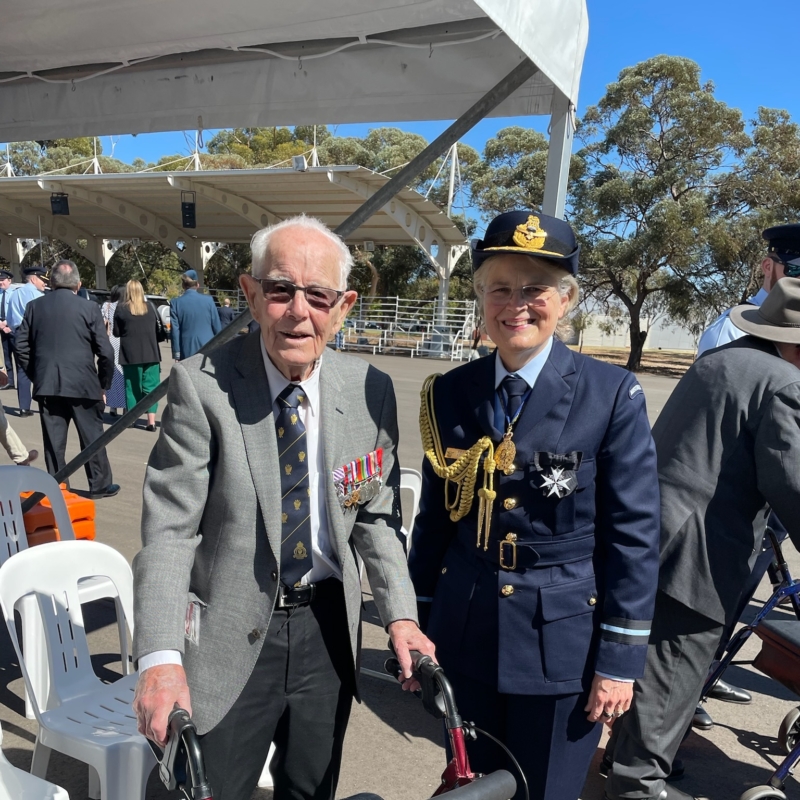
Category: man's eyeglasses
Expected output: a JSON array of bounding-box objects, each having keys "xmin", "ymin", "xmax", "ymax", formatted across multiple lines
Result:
[
  {"xmin": 252, "ymin": 278, "xmax": 344, "ymax": 310},
  {"xmin": 770, "ymin": 255, "xmax": 800, "ymax": 279}
]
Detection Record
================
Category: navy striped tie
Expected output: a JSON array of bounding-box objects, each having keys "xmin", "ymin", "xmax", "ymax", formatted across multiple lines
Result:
[{"xmin": 275, "ymin": 384, "xmax": 312, "ymax": 588}]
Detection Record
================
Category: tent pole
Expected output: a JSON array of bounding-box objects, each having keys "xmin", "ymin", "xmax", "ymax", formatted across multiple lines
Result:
[{"xmin": 22, "ymin": 58, "xmax": 539, "ymax": 506}]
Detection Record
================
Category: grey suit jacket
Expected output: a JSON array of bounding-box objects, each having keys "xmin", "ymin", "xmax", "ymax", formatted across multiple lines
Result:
[
  {"xmin": 653, "ymin": 336, "xmax": 800, "ymax": 625},
  {"xmin": 133, "ymin": 332, "xmax": 417, "ymax": 733}
]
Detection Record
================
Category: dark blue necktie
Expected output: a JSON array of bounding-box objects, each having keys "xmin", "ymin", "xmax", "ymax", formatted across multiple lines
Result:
[
  {"xmin": 0, "ymin": 289, "xmax": 5, "ymax": 321},
  {"xmin": 275, "ymin": 384, "xmax": 312, "ymax": 588},
  {"xmin": 501, "ymin": 374, "xmax": 529, "ymax": 421}
]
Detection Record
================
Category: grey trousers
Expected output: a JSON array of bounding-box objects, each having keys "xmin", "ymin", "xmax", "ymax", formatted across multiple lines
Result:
[
  {"xmin": 606, "ymin": 591, "xmax": 725, "ymax": 800},
  {"xmin": 0, "ymin": 403, "xmax": 29, "ymax": 463}
]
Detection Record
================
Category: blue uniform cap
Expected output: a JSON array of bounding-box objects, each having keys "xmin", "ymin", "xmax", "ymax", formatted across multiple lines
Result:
[
  {"xmin": 183, "ymin": 269, "xmax": 199, "ymax": 281},
  {"xmin": 0, "ymin": 269, "xmax": 12, "ymax": 280},
  {"xmin": 471, "ymin": 210, "xmax": 580, "ymax": 275},
  {"xmin": 763, "ymin": 223, "xmax": 800, "ymax": 277},
  {"xmin": 23, "ymin": 265, "xmax": 47, "ymax": 278}
]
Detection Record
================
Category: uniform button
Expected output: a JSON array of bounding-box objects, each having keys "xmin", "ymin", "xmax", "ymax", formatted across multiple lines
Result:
[
  {"xmin": 588, "ymin": 596, "xmax": 597, "ymax": 606},
  {"xmin": 251, "ymin": 628, "xmax": 261, "ymax": 639},
  {"xmin": 501, "ymin": 585, "xmax": 514, "ymax": 597},
  {"xmin": 271, "ymin": 571, "xmax": 278, "ymax": 581},
  {"xmin": 503, "ymin": 498, "xmax": 517, "ymax": 510},
  {"xmin": 441, "ymin": 567, "xmax": 447, "ymax": 574}
]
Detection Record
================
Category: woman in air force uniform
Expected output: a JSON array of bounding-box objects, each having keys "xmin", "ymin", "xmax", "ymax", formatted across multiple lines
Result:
[{"xmin": 408, "ymin": 210, "xmax": 661, "ymax": 800}]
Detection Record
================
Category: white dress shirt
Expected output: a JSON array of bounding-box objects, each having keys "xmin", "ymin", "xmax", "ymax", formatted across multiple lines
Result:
[{"xmin": 138, "ymin": 341, "xmax": 340, "ymax": 673}]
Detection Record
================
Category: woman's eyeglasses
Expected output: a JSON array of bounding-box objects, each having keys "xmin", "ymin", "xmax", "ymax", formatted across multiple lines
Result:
[
  {"xmin": 484, "ymin": 284, "xmax": 556, "ymax": 305},
  {"xmin": 253, "ymin": 278, "xmax": 344, "ymax": 310}
]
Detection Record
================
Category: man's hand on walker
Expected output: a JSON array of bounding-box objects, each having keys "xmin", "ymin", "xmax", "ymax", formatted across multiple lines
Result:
[
  {"xmin": 388, "ymin": 619, "xmax": 437, "ymax": 693},
  {"xmin": 133, "ymin": 664, "xmax": 193, "ymax": 747},
  {"xmin": 585, "ymin": 673, "xmax": 633, "ymax": 725}
]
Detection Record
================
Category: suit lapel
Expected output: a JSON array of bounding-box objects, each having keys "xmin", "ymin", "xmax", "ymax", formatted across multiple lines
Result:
[
  {"xmin": 513, "ymin": 340, "xmax": 576, "ymax": 450},
  {"xmin": 230, "ymin": 334, "xmax": 282, "ymax": 561},
  {"xmin": 319, "ymin": 352, "xmax": 348, "ymax": 562}
]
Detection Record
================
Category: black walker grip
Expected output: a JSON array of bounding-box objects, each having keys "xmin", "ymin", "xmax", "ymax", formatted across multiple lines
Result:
[{"xmin": 441, "ymin": 770, "xmax": 517, "ymax": 800}]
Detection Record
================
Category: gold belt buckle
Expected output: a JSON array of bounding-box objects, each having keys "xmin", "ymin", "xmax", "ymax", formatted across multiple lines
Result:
[{"xmin": 499, "ymin": 533, "xmax": 517, "ymax": 570}]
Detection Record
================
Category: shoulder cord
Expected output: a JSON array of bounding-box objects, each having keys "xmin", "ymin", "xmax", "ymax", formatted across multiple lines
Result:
[{"xmin": 419, "ymin": 374, "xmax": 496, "ymax": 550}]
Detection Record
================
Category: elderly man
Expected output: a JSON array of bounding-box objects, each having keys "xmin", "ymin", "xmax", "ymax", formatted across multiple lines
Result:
[
  {"xmin": 606, "ymin": 277, "xmax": 800, "ymax": 800},
  {"xmin": 0, "ymin": 268, "xmax": 16, "ymax": 391},
  {"xmin": 217, "ymin": 296, "xmax": 237, "ymax": 327},
  {"xmin": 14, "ymin": 260, "xmax": 119, "ymax": 498},
  {"xmin": 133, "ymin": 215, "xmax": 433, "ymax": 800},
  {"xmin": 6, "ymin": 265, "xmax": 47, "ymax": 416},
  {"xmin": 169, "ymin": 268, "xmax": 221, "ymax": 360}
]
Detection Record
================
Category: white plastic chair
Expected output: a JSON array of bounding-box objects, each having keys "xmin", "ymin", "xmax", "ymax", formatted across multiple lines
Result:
[
  {"xmin": 399, "ymin": 467, "xmax": 422, "ymax": 553},
  {"xmin": 0, "ymin": 540, "xmax": 157, "ymax": 800},
  {"xmin": 0, "ymin": 720, "xmax": 69, "ymax": 800},
  {"xmin": 0, "ymin": 466, "xmax": 128, "ymax": 719}
]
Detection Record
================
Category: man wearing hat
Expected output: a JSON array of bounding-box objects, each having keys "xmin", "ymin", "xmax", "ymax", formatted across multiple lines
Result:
[
  {"xmin": 6, "ymin": 265, "xmax": 47, "ymax": 417},
  {"xmin": 169, "ymin": 269, "xmax": 221, "ymax": 361},
  {"xmin": 691, "ymin": 224, "xmax": 800, "ymax": 727},
  {"xmin": 605, "ymin": 278, "xmax": 800, "ymax": 800},
  {"xmin": 409, "ymin": 210, "xmax": 661, "ymax": 800}
]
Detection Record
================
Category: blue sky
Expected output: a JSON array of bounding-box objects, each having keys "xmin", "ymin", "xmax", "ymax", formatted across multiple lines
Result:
[{"xmin": 103, "ymin": 0, "xmax": 800, "ymax": 167}]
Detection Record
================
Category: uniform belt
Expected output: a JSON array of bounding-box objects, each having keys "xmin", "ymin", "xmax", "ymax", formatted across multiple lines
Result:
[
  {"xmin": 459, "ymin": 531, "xmax": 596, "ymax": 570},
  {"xmin": 276, "ymin": 577, "xmax": 339, "ymax": 608}
]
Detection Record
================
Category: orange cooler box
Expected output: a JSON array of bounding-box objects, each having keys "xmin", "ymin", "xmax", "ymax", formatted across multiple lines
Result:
[{"xmin": 21, "ymin": 486, "xmax": 96, "ymax": 545}]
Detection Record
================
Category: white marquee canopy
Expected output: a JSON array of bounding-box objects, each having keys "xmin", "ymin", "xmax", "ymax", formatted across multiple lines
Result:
[{"xmin": 0, "ymin": 0, "xmax": 588, "ymax": 141}]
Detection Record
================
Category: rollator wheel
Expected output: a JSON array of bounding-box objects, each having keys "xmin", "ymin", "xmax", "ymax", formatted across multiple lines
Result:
[
  {"xmin": 740, "ymin": 786, "xmax": 787, "ymax": 800},
  {"xmin": 778, "ymin": 705, "xmax": 800, "ymax": 754}
]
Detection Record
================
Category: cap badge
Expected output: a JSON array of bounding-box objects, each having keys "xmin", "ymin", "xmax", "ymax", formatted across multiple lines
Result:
[{"xmin": 512, "ymin": 215, "xmax": 548, "ymax": 251}]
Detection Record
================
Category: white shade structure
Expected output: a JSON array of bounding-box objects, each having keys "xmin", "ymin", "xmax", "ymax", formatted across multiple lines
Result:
[{"xmin": 0, "ymin": 0, "xmax": 587, "ymax": 141}]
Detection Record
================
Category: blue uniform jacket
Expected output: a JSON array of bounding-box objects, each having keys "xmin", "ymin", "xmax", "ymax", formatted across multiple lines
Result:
[
  {"xmin": 408, "ymin": 341, "xmax": 660, "ymax": 695},
  {"xmin": 170, "ymin": 289, "xmax": 222, "ymax": 359}
]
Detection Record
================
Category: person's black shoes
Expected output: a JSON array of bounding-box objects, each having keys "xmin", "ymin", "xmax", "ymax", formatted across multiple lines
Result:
[
  {"xmin": 18, "ymin": 409, "xmax": 34, "ymax": 417},
  {"xmin": 692, "ymin": 705, "xmax": 714, "ymax": 730},
  {"xmin": 706, "ymin": 678, "xmax": 752, "ymax": 704},
  {"xmin": 90, "ymin": 484, "xmax": 120, "ymax": 499},
  {"xmin": 601, "ymin": 757, "xmax": 685, "ymax": 781},
  {"xmin": 604, "ymin": 786, "xmax": 697, "ymax": 800},
  {"xmin": 146, "ymin": 424, "xmax": 156, "ymax": 432}
]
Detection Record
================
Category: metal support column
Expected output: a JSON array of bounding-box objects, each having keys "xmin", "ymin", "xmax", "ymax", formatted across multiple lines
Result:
[{"xmin": 542, "ymin": 88, "xmax": 573, "ymax": 220}]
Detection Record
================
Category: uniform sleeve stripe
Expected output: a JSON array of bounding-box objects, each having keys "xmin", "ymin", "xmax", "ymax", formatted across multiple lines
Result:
[
  {"xmin": 603, "ymin": 617, "xmax": 651, "ymax": 631},
  {"xmin": 600, "ymin": 623, "xmax": 651, "ymax": 636},
  {"xmin": 601, "ymin": 630, "xmax": 651, "ymax": 646},
  {"xmin": 416, "ymin": 596, "xmax": 434, "ymax": 603}
]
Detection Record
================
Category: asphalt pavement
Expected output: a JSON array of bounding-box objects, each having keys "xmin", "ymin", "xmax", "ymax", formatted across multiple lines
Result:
[{"xmin": 0, "ymin": 345, "xmax": 797, "ymax": 800}]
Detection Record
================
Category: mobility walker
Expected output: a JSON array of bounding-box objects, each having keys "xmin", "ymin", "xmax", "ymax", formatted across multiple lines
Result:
[
  {"xmin": 699, "ymin": 528, "xmax": 800, "ymax": 800},
  {"xmin": 152, "ymin": 651, "xmax": 519, "ymax": 800}
]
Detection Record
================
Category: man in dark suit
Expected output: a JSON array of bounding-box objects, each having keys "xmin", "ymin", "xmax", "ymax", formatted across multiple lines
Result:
[
  {"xmin": 606, "ymin": 277, "xmax": 800, "ymax": 800},
  {"xmin": 15, "ymin": 260, "xmax": 120, "ymax": 498},
  {"xmin": 217, "ymin": 297, "xmax": 237, "ymax": 326},
  {"xmin": 0, "ymin": 268, "xmax": 16, "ymax": 391},
  {"xmin": 169, "ymin": 269, "xmax": 221, "ymax": 360}
]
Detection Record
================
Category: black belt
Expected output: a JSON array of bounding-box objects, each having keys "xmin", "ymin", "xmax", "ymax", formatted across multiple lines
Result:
[
  {"xmin": 276, "ymin": 577, "xmax": 339, "ymax": 608},
  {"xmin": 458, "ymin": 531, "xmax": 596, "ymax": 570}
]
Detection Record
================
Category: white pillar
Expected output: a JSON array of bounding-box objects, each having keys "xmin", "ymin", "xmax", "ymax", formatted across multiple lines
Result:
[{"xmin": 542, "ymin": 88, "xmax": 574, "ymax": 220}]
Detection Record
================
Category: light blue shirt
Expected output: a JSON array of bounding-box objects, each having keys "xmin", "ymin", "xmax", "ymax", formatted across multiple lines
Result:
[
  {"xmin": 7, "ymin": 282, "xmax": 44, "ymax": 330},
  {"xmin": 493, "ymin": 335, "xmax": 554, "ymax": 392},
  {"xmin": 696, "ymin": 287, "xmax": 768, "ymax": 357},
  {"xmin": 0, "ymin": 285, "xmax": 16, "ymax": 321}
]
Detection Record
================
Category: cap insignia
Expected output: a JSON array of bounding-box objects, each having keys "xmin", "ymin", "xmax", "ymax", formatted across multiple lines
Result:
[{"xmin": 512, "ymin": 215, "xmax": 548, "ymax": 251}]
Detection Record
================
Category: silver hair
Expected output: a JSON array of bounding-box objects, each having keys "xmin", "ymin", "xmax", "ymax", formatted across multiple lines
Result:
[
  {"xmin": 250, "ymin": 215, "xmax": 353, "ymax": 289},
  {"xmin": 473, "ymin": 256, "xmax": 580, "ymax": 342},
  {"xmin": 50, "ymin": 260, "xmax": 80, "ymax": 290}
]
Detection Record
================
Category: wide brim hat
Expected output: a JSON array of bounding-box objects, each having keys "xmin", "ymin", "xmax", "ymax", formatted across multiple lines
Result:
[
  {"xmin": 729, "ymin": 277, "xmax": 800, "ymax": 344},
  {"xmin": 471, "ymin": 210, "xmax": 580, "ymax": 274}
]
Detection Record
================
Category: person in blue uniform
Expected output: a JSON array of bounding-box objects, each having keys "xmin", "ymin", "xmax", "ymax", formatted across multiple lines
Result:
[
  {"xmin": 169, "ymin": 269, "xmax": 222, "ymax": 360},
  {"xmin": 409, "ymin": 210, "xmax": 661, "ymax": 800}
]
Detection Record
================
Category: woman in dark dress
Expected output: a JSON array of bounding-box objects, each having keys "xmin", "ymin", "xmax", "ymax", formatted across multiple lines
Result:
[{"xmin": 113, "ymin": 279, "xmax": 162, "ymax": 431}]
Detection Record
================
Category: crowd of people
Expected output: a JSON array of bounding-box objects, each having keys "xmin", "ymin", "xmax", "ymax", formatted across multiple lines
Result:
[{"xmin": 2, "ymin": 211, "xmax": 799, "ymax": 800}]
